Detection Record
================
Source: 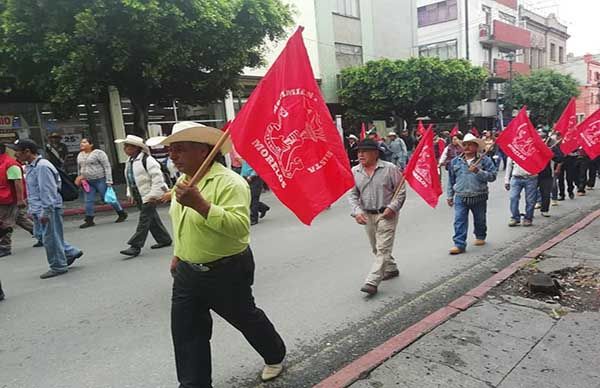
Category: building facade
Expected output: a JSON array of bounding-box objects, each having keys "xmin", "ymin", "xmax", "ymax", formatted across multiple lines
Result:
[
  {"xmin": 557, "ymin": 54, "xmax": 600, "ymax": 121},
  {"xmin": 519, "ymin": 7, "xmax": 569, "ymax": 70}
]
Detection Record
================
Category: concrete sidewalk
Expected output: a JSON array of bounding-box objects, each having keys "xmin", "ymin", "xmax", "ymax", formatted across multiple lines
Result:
[
  {"xmin": 62, "ymin": 183, "xmax": 134, "ymax": 216},
  {"xmin": 322, "ymin": 211, "xmax": 600, "ymax": 388}
]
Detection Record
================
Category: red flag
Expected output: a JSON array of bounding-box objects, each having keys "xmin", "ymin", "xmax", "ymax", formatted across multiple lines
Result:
[
  {"xmin": 426, "ymin": 124, "xmax": 434, "ymax": 132},
  {"xmin": 496, "ymin": 107, "xmax": 554, "ymax": 174},
  {"xmin": 404, "ymin": 128, "xmax": 442, "ymax": 208},
  {"xmin": 450, "ymin": 126, "xmax": 459, "ymax": 137},
  {"xmin": 437, "ymin": 138, "xmax": 446, "ymax": 157},
  {"xmin": 360, "ymin": 122, "xmax": 366, "ymax": 140},
  {"xmin": 229, "ymin": 27, "xmax": 354, "ymax": 225},
  {"xmin": 554, "ymin": 97, "xmax": 579, "ymax": 154},
  {"xmin": 416, "ymin": 120, "xmax": 426, "ymax": 136},
  {"xmin": 470, "ymin": 127, "xmax": 480, "ymax": 137},
  {"xmin": 577, "ymin": 108, "xmax": 600, "ymax": 159}
]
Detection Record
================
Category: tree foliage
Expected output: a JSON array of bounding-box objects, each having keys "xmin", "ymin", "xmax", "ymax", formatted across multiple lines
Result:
[
  {"xmin": 511, "ymin": 69, "xmax": 580, "ymax": 126},
  {"xmin": 0, "ymin": 0, "xmax": 293, "ymax": 136},
  {"xmin": 338, "ymin": 57, "xmax": 487, "ymax": 128}
]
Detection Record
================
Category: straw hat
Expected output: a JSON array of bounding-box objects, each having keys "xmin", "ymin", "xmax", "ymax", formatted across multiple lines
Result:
[
  {"xmin": 114, "ymin": 135, "xmax": 149, "ymax": 153},
  {"xmin": 461, "ymin": 133, "xmax": 486, "ymax": 151},
  {"xmin": 146, "ymin": 121, "xmax": 232, "ymax": 153}
]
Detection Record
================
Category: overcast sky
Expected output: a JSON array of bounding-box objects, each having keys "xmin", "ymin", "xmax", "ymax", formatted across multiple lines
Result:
[{"xmin": 523, "ymin": 0, "xmax": 598, "ymax": 56}]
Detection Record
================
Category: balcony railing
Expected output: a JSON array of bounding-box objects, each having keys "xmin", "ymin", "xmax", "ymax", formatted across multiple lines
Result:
[{"xmin": 480, "ymin": 20, "xmax": 531, "ymax": 49}]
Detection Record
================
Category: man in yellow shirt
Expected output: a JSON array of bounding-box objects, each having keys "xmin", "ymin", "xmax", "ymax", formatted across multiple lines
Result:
[{"xmin": 159, "ymin": 122, "xmax": 286, "ymax": 388}]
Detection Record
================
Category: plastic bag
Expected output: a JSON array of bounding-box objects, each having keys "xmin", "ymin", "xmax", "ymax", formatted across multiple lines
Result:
[{"xmin": 104, "ymin": 187, "xmax": 118, "ymax": 205}]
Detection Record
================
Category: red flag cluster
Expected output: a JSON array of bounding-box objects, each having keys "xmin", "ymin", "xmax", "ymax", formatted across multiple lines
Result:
[
  {"xmin": 229, "ymin": 27, "xmax": 354, "ymax": 225},
  {"xmin": 404, "ymin": 128, "xmax": 443, "ymax": 208},
  {"xmin": 553, "ymin": 97, "xmax": 600, "ymax": 159},
  {"xmin": 496, "ymin": 107, "xmax": 554, "ymax": 174}
]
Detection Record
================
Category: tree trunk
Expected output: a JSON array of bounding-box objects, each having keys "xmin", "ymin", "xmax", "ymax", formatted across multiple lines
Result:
[{"xmin": 130, "ymin": 96, "xmax": 149, "ymax": 138}]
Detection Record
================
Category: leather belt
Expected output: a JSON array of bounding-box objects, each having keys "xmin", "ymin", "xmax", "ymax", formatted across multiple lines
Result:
[
  {"xmin": 364, "ymin": 207, "xmax": 387, "ymax": 214},
  {"xmin": 183, "ymin": 248, "xmax": 248, "ymax": 272}
]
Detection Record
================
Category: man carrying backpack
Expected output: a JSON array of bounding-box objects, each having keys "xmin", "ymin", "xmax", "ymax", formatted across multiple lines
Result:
[
  {"xmin": 115, "ymin": 135, "xmax": 172, "ymax": 258},
  {"xmin": 10, "ymin": 139, "xmax": 84, "ymax": 278}
]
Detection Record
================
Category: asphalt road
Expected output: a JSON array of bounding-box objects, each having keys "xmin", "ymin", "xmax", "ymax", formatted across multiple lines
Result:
[{"xmin": 1, "ymin": 176, "xmax": 599, "ymax": 388}]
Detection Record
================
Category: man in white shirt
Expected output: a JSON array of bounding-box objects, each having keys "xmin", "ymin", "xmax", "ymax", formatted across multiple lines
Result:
[{"xmin": 505, "ymin": 158, "xmax": 538, "ymax": 226}]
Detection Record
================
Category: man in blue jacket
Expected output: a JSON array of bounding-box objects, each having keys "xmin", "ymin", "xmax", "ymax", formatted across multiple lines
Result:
[
  {"xmin": 11, "ymin": 139, "xmax": 83, "ymax": 279},
  {"xmin": 447, "ymin": 134, "xmax": 497, "ymax": 255}
]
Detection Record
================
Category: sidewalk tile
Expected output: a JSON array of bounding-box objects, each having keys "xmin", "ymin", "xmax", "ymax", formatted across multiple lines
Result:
[
  {"xmin": 452, "ymin": 301, "xmax": 556, "ymax": 341},
  {"xmin": 497, "ymin": 312, "xmax": 600, "ymax": 388},
  {"xmin": 352, "ymin": 353, "xmax": 490, "ymax": 388}
]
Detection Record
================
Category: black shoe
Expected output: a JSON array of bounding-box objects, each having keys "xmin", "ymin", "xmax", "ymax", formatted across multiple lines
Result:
[
  {"xmin": 568, "ymin": 192, "xmax": 575, "ymax": 199},
  {"xmin": 0, "ymin": 251, "xmax": 11, "ymax": 258},
  {"xmin": 80, "ymin": 216, "xmax": 95, "ymax": 229},
  {"xmin": 32, "ymin": 241, "xmax": 43, "ymax": 248},
  {"xmin": 259, "ymin": 205, "xmax": 270, "ymax": 219},
  {"xmin": 115, "ymin": 211, "xmax": 128, "ymax": 223},
  {"xmin": 67, "ymin": 251, "xmax": 84, "ymax": 266},
  {"xmin": 40, "ymin": 270, "xmax": 67, "ymax": 279},
  {"xmin": 0, "ymin": 281, "xmax": 4, "ymax": 301},
  {"xmin": 120, "ymin": 247, "xmax": 141, "ymax": 257},
  {"xmin": 150, "ymin": 242, "xmax": 172, "ymax": 250},
  {"xmin": 558, "ymin": 196, "xmax": 565, "ymax": 201},
  {"xmin": 251, "ymin": 219, "xmax": 258, "ymax": 226}
]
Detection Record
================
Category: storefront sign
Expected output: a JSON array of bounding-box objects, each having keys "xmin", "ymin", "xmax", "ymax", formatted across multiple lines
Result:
[
  {"xmin": 62, "ymin": 133, "xmax": 83, "ymax": 153},
  {"xmin": 0, "ymin": 115, "xmax": 14, "ymax": 129}
]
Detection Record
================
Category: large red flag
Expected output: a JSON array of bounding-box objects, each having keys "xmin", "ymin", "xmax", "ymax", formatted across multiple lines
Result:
[
  {"xmin": 416, "ymin": 120, "xmax": 426, "ymax": 136},
  {"xmin": 229, "ymin": 27, "xmax": 354, "ymax": 225},
  {"xmin": 404, "ymin": 128, "xmax": 442, "ymax": 208},
  {"xmin": 555, "ymin": 97, "xmax": 579, "ymax": 154},
  {"xmin": 577, "ymin": 108, "xmax": 600, "ymax": 159},
  {"xmin": 359, "ymin": 122, "xmax": 366, "ymax": 140},
  {"xmin": 496, "ymin": 107, "xmax": 554, "ymax": 174},
  {"xmin": 450, "ymin": 125, "xmax": 459, "ymax": 137}
]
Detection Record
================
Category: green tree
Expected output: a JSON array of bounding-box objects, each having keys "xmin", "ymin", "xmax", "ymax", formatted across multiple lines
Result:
[
  {"xmin": 0, "ymin": 0, "xmax": 293, "ymax": 136},
  {"xmin": 338, "ymin": 57, "xmax": 487, "ymax": 130},
  {"xmin": 511, "ymin": 69, "xmax": 579, "ymax": 126}
]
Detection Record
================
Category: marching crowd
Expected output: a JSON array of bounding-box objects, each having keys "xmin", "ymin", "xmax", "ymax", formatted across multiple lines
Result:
[
  {"xmin": 345, "ymin": 123, "xmax": 600, "ymax": 295},
  {"xmin": 1, "ymin": 118, "xmax": 598, "ymax": 385}
]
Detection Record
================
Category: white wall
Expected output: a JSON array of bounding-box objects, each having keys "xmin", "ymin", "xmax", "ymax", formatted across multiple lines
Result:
[{"xmin": 242, "ymin": 0, "xmax": 321, "ymax": 79}]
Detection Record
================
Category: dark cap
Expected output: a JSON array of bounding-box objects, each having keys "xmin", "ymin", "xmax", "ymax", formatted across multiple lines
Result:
[
  {"xmin": 48, "ymin": 132, "xmax": 62, "ymax": 138},
  {"xmin": 356, "ymin": 139, "xmax": 380, "ymax": 151},
  {"xmin": 7, "ymin": 139, "xmax": 40, "ymax": 152}
]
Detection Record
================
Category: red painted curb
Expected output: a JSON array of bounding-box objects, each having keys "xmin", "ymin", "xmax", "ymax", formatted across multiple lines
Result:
[
  {"xmin": 314, "ymin": 208, "xmax": 600, "ymax": 388},
  {"xmin": 63, "ymin": 202, "xmax": 134, "ymax": 217}
]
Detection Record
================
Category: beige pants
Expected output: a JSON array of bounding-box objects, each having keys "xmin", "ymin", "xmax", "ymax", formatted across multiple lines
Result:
[{"xmin": 364, "ymin": 213, "xmax": 399, "ymax": 286}]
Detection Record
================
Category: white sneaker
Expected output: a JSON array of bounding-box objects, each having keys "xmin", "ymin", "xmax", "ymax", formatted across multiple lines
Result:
[
  {"xmin": 534, "ymin": 202, "xmax": 542, "ymax": 209},
  {"xmin": 541, "ymin": 212, "xmax": 550, "ymax": 217},
  {"xmin": 261, "ymin": 362, "xmax": 284, "ymax": 382},
  {"xmin": 551, "ymin": 200, "xmax": 559, "ymax": 206}
]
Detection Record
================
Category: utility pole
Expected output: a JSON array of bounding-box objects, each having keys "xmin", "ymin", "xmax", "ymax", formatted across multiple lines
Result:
[
  {"xmin": 465, "ymin": 0, "xmax": 472, "ymax": 127},
  {"xmin": 507, "ymin": 52, "xmax": 515, "ymax": 115}
]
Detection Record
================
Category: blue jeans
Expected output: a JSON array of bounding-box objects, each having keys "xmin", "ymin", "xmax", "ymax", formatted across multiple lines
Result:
[
  {"xmin": 84, "ymin": 178, "xmax": 123, "ymax": 216},
  {"xmin": 510, "ymin": 176, "xmax": 538, "ymax": 221},
  {"xmin": 453, "ymin": 195, "xmax": 487, "ymax": 250},
  {"xmin": 38, "ymin": 209, "xmax": 81, "ymax": 272},
  {"xmin": 33, "ymin": 215, "xmax": 44, "ymax": 243}
]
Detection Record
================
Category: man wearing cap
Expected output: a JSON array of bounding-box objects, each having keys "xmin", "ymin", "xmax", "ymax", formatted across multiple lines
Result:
[
  {"xmin": 11, "ymin": 139, "xmax": 83, "ymax": 278},
  {"xmin": 45, "ymin": 132, "xmax": 68, "ymax": 170},
  {"xmin": 349, "ymin": 139, "xmax": 406, "ymax": 296},
  {"xmin": 447, "ymin": 134, "xmax": 497, "ymax": 254},
  {"xmin": 386, "ymin": 131, "xmax": 408, "ymax": 169},
  {"xmin": 347, "ymin": 134, "xmax": 359, "ymax": 166},
  {"xmin": 158, "ymin": 122, "xmax": 286, "ymax": 386},
  {"xmin": 115, "ymin": 135, "xmax": 172, "ymax": 258}
]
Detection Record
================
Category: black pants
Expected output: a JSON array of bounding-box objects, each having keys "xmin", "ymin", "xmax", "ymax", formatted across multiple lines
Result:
[
  {"xmin": 127, "ymin": 201, "xmax": 172, "ymax": 248},
  {"xmin": 538, "ymin": 177, "xmax": 553, "ymax": 212},
  {"xmin": 249, "ymin": 177, "xmax": 269, "ymax": 223},
  {"xmin": 171, "ymin": 248, "xmax": 286, "ymax": 388},
  {"xmin": 558, "ymin": 157, "xmax": 577, "ymax": 197},
  {"xmin": 586, "ymin": 157, "xmax": 600, "ymax": 188},
  {"xmin": 575, "ymin": 157, "xmax": 590, "ymax": 193}
]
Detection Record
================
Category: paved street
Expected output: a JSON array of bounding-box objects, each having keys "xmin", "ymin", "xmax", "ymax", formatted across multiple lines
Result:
[{"xmin": 1, "ymin": 178, "xmax": 600, "ymax": 388}]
